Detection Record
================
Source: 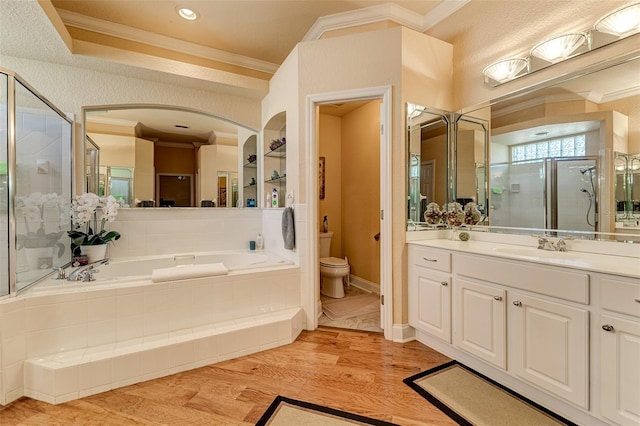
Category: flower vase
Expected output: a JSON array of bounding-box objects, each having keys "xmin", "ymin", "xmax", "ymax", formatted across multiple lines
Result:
[{"xmin": 80, "ymin": 244, "xmax": 108, "ymax": 263}]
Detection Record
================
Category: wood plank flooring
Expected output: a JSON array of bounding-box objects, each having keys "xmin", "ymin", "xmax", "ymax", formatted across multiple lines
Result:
[{"xmin": 0, "ymin": 327, "xmax": 455, "ymax": 425}]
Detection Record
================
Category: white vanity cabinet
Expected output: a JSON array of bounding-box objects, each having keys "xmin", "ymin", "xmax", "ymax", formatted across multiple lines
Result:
[
  {"xmin": 408, "ymin": 240, "xmax": 640, "ymax": 425},
  {"xmin": 453, "ymin": 277, "xmax": 506, "ymax": 368},
  {"xmin": 508, "ymin": 291, "xmax": 589, "ymax": 408},
  {"xmin": 408, "ymin": 245, "xmax": 451, "ymax": 343},
  {"xmin": 598, "ymin": 276, "xmax": 640, "ymax": 426},
  {"xmin": 454, "ymin": 253, "xmax": 590, "ymax": 408}
]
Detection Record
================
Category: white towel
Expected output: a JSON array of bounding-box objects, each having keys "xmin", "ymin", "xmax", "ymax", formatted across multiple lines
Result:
[{"xmin": 151, "ymin": 263, "xmax": 228, "ymax": 283}]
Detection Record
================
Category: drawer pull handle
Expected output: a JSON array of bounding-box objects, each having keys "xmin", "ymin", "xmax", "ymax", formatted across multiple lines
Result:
[
  {"xmin": 635, "ymin": 299, "xmax": 640, "ymax": 303},
  {"xmin": 513, "ymin": 300, "xmax": 522, "ymax": 307},
  {"xmin": 441, "ymin": 281, "xmax": 448, "ymax": 286},
  {"xmin": 423, "ymin": 258, "xmax": 438, "ymax": 262},
  {"xmin": 494, "ymin": 295, "xmax": 502, "ymax": 301},
  {"xmin": 602, "ymin": 324, "xmax": 614, "ymax": 332}
]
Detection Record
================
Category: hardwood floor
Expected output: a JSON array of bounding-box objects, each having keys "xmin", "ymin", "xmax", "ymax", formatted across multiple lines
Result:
[{"xmin": 0, "ymin": 327, "xmax": 455, "ymax": 425}]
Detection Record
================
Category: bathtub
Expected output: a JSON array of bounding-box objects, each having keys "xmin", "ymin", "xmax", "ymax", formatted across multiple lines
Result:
[
  {"xmin": 30, "ymin": 249, "xmax": 293, "ymax": 292},
  {"xmin": 4, "ymin": 249, "xmax": 302, "ymax": 405}
]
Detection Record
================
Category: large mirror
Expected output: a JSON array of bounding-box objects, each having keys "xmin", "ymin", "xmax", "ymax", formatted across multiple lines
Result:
[
  {"xmin": 406, "ymin": 105, "xmax": 489, "ymax": 226},
  {"xmin": 84, "ymin": 106, "xmax": 258, "ymax": 208},
  {"xmin": 407, "ymin": 54, "xmax": 640, "ymax": 240}
]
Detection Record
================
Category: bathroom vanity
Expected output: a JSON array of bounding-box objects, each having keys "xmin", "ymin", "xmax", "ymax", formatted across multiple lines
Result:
[{"xmin": 407, "ymin": 236, "xmax": 639, "ymax": 426}]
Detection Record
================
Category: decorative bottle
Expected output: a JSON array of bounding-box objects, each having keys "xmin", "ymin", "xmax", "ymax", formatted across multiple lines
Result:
[
  {"xmin": 266, "ymin": 192, "xmax": 271, "ymax": 208},
  {"xmin": 256, "ymin": 233, "xmax": 264, "ymax": 250},
  {"xmin": 323, "ymin": 216, "xmax": 328, "ymax": 232},
  {"xmin": 272, "ymin": 188, "xmax": 278, "ymax": 208}
]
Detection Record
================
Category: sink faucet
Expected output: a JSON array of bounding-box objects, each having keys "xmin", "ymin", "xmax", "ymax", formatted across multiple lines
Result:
[
  {"xmin": 67, "ymin": 258, "xmax": 110, "ymax": 282},
  {"xmin": 533, "ymin": 235, "xmax": 573, "ymax": 252}
]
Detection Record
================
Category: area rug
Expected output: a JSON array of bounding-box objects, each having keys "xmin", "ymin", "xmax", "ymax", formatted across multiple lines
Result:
[
  {"xmin": 322, "ymin": 293, "xmax": 379, "ymax": 320},
  {"xmin": 255, "ymin": 395, "xmax": 398, "ymax": 426},
  {"xmin": 403, "ymin": 361, "xmax": 576, "ymax": 426}
]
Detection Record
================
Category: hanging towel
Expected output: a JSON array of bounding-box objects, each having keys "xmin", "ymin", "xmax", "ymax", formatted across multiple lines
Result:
[
  {"xmin": 151, "ymin": 263, "xmax": 228, "ymax": 283},
  {"xmin": 282, "ymin": 207, "xmax": 295, "ymax": 250}
]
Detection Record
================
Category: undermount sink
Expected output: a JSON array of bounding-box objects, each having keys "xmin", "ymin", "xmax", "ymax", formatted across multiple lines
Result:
[{"xmin": 492, "ymin": 246, "xmax": 580, "ymax": 259}]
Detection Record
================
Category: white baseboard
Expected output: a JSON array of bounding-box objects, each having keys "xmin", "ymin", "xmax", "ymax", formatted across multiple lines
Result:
[
  {"xmin": 349, "ymin": 275, "xmax": 380, "ymax": 294},
  {"xmin": 392, "ymin": 323, "xmax": 416, "ymax": 342}
]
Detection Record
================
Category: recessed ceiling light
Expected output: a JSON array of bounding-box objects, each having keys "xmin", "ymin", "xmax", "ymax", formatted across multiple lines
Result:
[{"xmin": 176, "ymin": 6, "xmax": 199, "ymax": 21}]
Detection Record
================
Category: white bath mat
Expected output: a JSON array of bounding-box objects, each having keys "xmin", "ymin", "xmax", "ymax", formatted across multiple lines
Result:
[{"xmin": 322, "ymin": 293, "xmax": 379, "ymax": 321}]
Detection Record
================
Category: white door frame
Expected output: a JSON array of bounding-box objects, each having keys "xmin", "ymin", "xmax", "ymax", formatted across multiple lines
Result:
[{"xmin": 306, "ymin": 86, "xmax": 393, "ymax": 340}]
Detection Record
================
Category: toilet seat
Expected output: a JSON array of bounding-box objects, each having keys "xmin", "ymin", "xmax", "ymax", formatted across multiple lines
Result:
[{"xmin": 320, "ymin": 257, "xmax": 348, "ymax": 267}]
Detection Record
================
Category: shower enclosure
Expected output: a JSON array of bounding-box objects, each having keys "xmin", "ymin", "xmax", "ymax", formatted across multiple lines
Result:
[
  {"xmin": 490, "ymin": 157, "xmax": 598, "ymax": 232},
  {"xmin": 0, "ymin": 68, "xmax": 72, "ymax": 296}
]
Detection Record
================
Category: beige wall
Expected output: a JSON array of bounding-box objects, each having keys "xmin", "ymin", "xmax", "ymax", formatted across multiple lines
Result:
[
  {"xmin": 134, "ymin": 138, "xmax": 154, "ymax": 202},
  {"xmin": 341, "ymin": 101, "xmax": 381, "ymax": 285},
  {"xmin": 272, "ymin": 26, "xmax": 453, "ymax": 327},
  {"xmin": 421, "ymin": 134, "xmax": 447, "ymax": 206},
  {"xmin": 87, "ymin": 133, "xmax": 135, "ymax": 167},
  {"xmin": 199, "ymin": 144, "xmax": 239, "ymax": 204},
  {"xmin": 601, "ymin": 94, "xmax": 640, "ymax": 154},
  {"xmin": 427, "ymin": 0, "xmax": 634, "ymax": 110},
  {"xmin": 318, "ymin": 114, "xmax": 342, "ymax": 256}
]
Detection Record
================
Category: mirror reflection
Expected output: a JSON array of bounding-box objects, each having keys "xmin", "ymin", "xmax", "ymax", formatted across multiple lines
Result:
[
  {"xmin": 406, "ymin": 105, "xmax": 489, "ymax": 227},
  {"xmin": 407, "ymin": 55, "xmax": 640, "ymax": 240},
  {"xmin": 486, "ymin": 57, "xmax": 639, "ymax": 234},
  {"xmin": 407, "ymin": 106, "xmax": 450, "ymax": 224},
  {"xmin": 84, "ymin": 106, "xmax": 257, "ymax": 207}
]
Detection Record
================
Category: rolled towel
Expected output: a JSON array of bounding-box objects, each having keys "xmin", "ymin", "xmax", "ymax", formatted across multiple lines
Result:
[
  {"xmin": 151, "ymin": 262, "xmax": 228, "ymax": 283},
  {"xmin": 282, "ymin": 206, "xmax": 295, "ymax": 250}
]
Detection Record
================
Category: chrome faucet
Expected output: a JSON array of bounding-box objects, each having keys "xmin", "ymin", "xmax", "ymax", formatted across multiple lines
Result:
[
  {"xmin": 67, "ymin": 258, "xmax": 110, "ymax": 282},
  {"xmin": 533, "ymin": 235, "xmax": 573, "ymax": 252},
  {"xmin": 53, "ymin": 266, "xmax": 66, "ymax": 280}
]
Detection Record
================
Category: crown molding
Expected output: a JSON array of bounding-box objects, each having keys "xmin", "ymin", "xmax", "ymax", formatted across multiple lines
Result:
[
  {"xmin": 57, "ymin": 9, "xmax": 279, "ymax": 74},
  {"xmin": 302, "ymin": 3, "xmax": 423, "ymax": 42},
  {"xmin": 423, "ymin": 0, "xmax": 471, "ymax": 30},
  {"xmin": 600, "ymin": 85, "xmax": 640, "ymax": 103},
  {"xmin": 303, "ymin": 1, "xmax": 470, "ymax": 42}
]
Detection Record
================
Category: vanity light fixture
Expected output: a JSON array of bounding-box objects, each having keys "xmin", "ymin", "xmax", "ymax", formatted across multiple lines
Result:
[
  {"xmin": 483, "ymin": 1, "xmax": 640, "ymax": 86},
  {"xmin": 530, "ymin": 33, "xmax": 588, "ymax": 63},
  {"xmin": 594, "ymin": 2, "xmax": 640, "ymax": 37},
  {"xmin": 176, "ymin": 6, "xmax": 199, "ymax": 21},
  {"xmin": 482, "ymin": 58, "xmax": 528, "ymax": 84}
]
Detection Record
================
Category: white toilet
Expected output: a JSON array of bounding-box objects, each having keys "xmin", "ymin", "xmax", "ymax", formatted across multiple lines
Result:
[{"xmin": 319, "ymin": 231, "xmax": 350, "ymax": 298}]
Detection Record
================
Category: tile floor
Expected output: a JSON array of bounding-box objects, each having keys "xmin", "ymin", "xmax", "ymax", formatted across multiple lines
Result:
[{"xmin": 318, "ymin": 285, "xmax": 383, "ymax": 333}]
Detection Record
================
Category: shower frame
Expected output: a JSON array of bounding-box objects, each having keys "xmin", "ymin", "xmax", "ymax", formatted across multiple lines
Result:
[{"xmin": 1, "ymin": 67, "xmax": 74, "ymax": 297}]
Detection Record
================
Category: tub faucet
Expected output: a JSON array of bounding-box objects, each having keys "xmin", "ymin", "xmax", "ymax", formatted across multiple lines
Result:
[
  {"xmin": 67, "ymin": 258, "xmax": 110, "ymax": 282},
  {"xmin": 53, "ymin": 266, "xmax": 66, "ymax": 280}
]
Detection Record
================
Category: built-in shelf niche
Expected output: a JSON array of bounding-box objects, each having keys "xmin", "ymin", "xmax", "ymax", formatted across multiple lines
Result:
[{"xmin": 263, "ymin": 111, "xmax": 286, "ymax": 207}]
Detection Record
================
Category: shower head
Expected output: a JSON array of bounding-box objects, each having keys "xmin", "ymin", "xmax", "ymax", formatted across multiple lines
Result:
[{"xmin": 580, "ymin": 166, "xmax": 596, "ymax": 175}]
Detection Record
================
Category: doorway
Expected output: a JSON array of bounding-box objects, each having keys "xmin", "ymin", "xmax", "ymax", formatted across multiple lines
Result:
[
  {"xmin": 307, "ymin": 86, "xmax": 393, "ymax": 340},
  {"xmin": 317, "ymin": 100, "xmax": 382, "ymax": 332},
  {"xmin": 156, "ymin": 173, "xmax": 193, "ymax": 207}
]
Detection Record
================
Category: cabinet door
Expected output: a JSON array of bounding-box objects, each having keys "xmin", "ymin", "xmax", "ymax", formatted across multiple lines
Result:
[
  {"xmin": 453, "ymin": 278, "xmax": 506, "ymax": 368},
  {"xmin": 509, "ymin": 292, "xmax": 589, "ymax": 409},
  {"xmin": 409, "ymin": 266, "xmax": 451, "ymax": 343},
  {"xmin": 600, "ymin": 314, "xmax": 640, "ymax": 426}
]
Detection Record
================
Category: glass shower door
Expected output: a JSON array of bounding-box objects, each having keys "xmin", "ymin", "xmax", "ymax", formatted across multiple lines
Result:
[
  {"xmin": 14, "ymin": 79, "xmax": 72, "ymax": 291},
  {"xmin": 554, "ymin": 158, "xmax": 597, "ymax": 232},
  {"xmin": 0, "ymin": 73, "xmax": 7, "ymax": 296}
]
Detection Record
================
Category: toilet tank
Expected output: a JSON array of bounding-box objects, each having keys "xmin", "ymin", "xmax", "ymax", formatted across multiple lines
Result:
[{"xmin": 319, "ymin": 231, "xmax": 333, "ymax": 258}]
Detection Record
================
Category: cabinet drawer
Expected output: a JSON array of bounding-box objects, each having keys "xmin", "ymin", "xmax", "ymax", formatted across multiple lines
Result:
[
  {"xmin": 600, "ymin": 277, "xmax": 640, "ymax": 318},
  {"xmin": 455, "ymin": 253, "xmax": 589, "ymax": 304},
  {"xmin": 410, "ymin": 245, "xmax": 451, "ymax": 273}
]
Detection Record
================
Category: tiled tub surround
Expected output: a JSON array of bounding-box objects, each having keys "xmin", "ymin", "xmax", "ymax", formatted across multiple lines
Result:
[{"xmin": 0, "ymin": 265, "xmax": 302, "ymax": 405}]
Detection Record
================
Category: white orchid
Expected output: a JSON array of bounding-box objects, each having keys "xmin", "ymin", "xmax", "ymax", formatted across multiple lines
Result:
[
  {"xmin": 68, "ymin": 193, "xmax": 121, "ymax": 255},
  {"xmin": 15, "ymin": 192, "xmax": 69, "ymax": 255}
]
